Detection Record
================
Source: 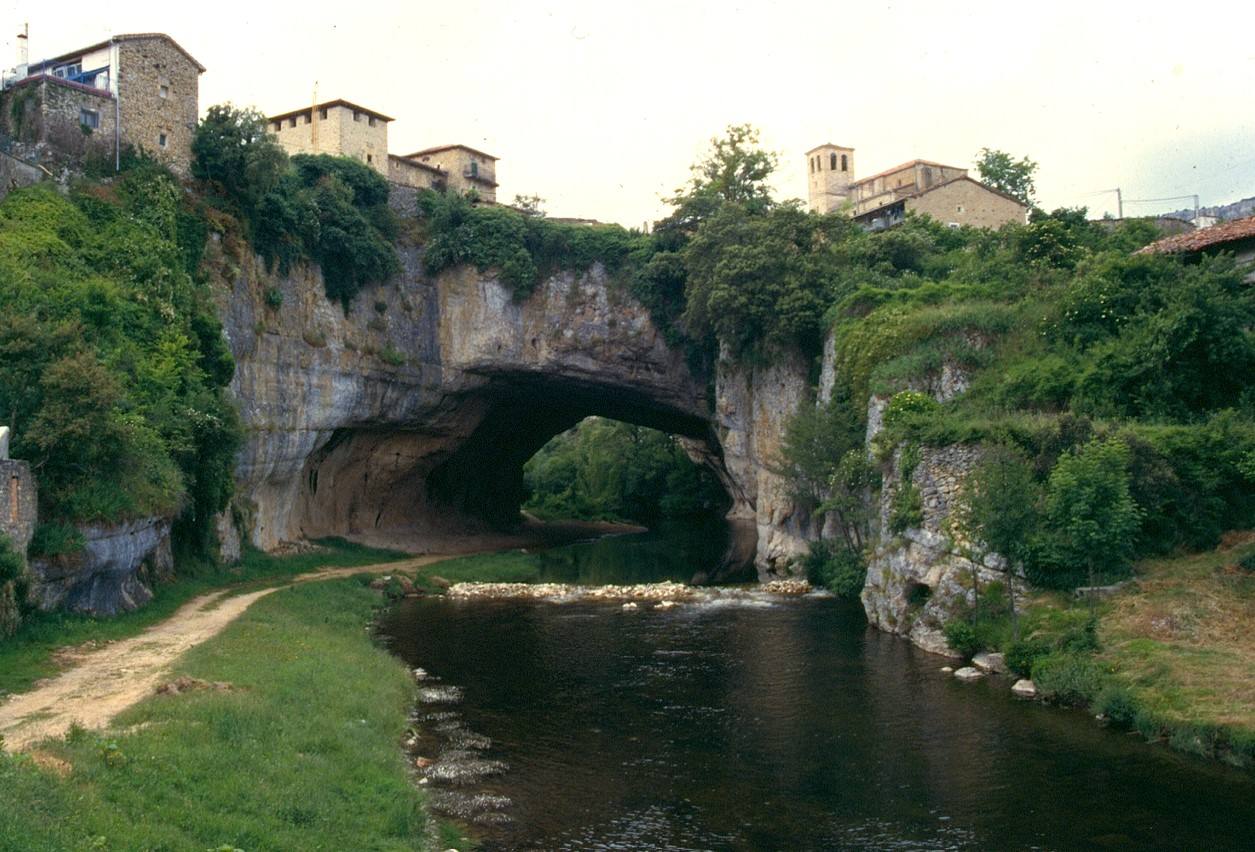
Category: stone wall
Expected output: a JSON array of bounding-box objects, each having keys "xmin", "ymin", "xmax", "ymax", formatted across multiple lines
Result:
[
  {"xmin": 0, "ymin": 150, "xmax": 43, "ymax": 202},
  {"xmin": 117, "ymin": 36, "xmax": 200, "ymax": 175},
  {"xmin": 907, "ymin": 178, "xmax": 1027, "ymax": 229},
  {"xmin": 0, "ymin": 459, "xmax": 37, "ymax": 555},
  {"xmin": 0, "ymin": 77, "xmax": 116, "ymax": 167}
]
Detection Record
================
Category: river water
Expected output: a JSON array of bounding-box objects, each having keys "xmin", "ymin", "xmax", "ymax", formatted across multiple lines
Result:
[{"xmin": 377, "ymin": 529, "xmax": 1255, "ymax": 850}]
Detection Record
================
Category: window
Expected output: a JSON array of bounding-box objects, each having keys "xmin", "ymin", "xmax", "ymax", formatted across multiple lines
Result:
[
  {"xmin": 830, "ymin": 152, "xmax": 837, "ymax": 170},
  {"xmin": 353, "ymin": 111, "xmax": 362, "ymax": 122},
  {"xmin": 319, "ymin": 108, "xmax": 328, "ymax": 120},
  {"xmin": 368, "ymin": 116, "xmax": 376, "ymax": 127},
  {"xmin": 79, "ymin": 108, "xmax": 99, "ymax": 129},
  {"xmin": 158, "ymin": 133, "xmax": 168, "ymax": 148},
  {"xmin": 288, "ymin": 116, "xmax": 296, "ymax": 128},
  {"xmin": 956, "ymin": 205, "xmax": 965, "ymax": 213},
  {"xmin": 366, "ymin": 154, "xmax": 373, "ymax": 164},
  {"xmin": 841, "ymin": 154, "xmax": 848, "ymax": 172},
  {"xmin": 809, "ymin": 157, "xmax": 815, "ymax": 174},
  {"xmin": 159, "ymin": 84, "xmax": 169, "ymax": 98},
  {"xmin": 469, "ymin": 160, "xmax": 479, "ymax": 177}
]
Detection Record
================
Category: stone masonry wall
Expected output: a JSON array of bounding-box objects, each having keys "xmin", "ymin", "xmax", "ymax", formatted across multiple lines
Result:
[
  {"xmin": 907, "ymin": 178, "xmax": 1027, "ymax": 229},
  {"xmin": 117, "ymin": 37, "xmax": 200, "ymax": 175},
  {"xmin": 0, "ymin": 459, "xmax": 37, "ymax": 556}
]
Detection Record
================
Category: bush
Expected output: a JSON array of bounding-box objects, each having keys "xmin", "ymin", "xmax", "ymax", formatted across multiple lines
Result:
[
  {"xmin": 1031, "ymin": 651, "xmax": 1106, "ymax": 705},
  {"xmin": 802, "ymin": 540, "xmax": 866, "ymax": 598},
  {"xmin": 27, "ymin": 523, "xmax": 84, "ymax": 558},
  {"xmin": 1004, "ymin": 637, "xmax": 1051, "ymax": 678},
  {"xmin": 943, "ymin": 620, "xmax": 981, "ymax": 659}
]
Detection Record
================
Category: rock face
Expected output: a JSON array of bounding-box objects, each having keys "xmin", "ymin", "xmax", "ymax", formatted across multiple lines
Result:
[
  {"xmin": 861, "ymin": 443, "xmax": 1012, "ymax": 657},
  {"xmin": 29, "ymin": 517, "xmax": 172, "ymax": 615},
  {"xmin": 215, "ymin": 238, "xmax": 812, "ymax": 577}
]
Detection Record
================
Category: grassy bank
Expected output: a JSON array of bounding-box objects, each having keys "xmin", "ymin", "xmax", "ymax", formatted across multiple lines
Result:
[
  {"xmin": 0, "ymin": 577, "xmax": 464, "ymax": 850},
  {"xmin": 0, "ymin": 539, "xmax": 407, "ymax": 698},
  {"xmin": 973, "ymin": 535, "xmax": 1255, "ymax": 767}
]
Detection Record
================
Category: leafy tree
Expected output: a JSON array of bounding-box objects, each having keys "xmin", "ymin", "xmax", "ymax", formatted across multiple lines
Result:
[
  {"xmin": 191, "ymin": 104, "xmax": 288, "ymax": 212},
  {"xmin": 1038, "ymin": 438, "xmax": 1142, "ymax": 590},
  {"xmin": 512, "ymin": 194, "xmax": 546, "ymax": 217},
  {"xmin": 681, "ymin": 203, "xmax": 848, "ymax": 357},
  {"xmin": 523, "ymin": 418, "xmax": 725, "ymax": 524},
  {"xmin": 975, "ymin": 147, "xmax": 1038, "ymax": 206},
  {"xmin": 660, "ymin": 124, "xmax": 778, "ymax": 235},
  {"xmin": 958, "ymin": 446, "xmax": 1040, "ymax": 636}
]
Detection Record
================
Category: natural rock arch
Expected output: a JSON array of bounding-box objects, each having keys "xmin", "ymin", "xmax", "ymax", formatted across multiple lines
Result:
[{"xmin": 218, "ymin": 246, "xmax": 784, "ymax": 569}]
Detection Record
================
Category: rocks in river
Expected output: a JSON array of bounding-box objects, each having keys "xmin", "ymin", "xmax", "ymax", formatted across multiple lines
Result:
[
  {"xmin": 953, "ymin": 666, "xmax": 985, "ymax": 681},
  {"xmin": 655, "ymin": 600, "xmax": 677, "ymax": 610},
  {"xmin": 423, "ymin": 756, "xmax": 508, "ymax": 785},
  {"xmin": 417, "ymin": 686, "xmax": 464, "ymax": 704},
  {"xmin": 429, "ymin": 575, "xmax": 452, "ymax": 589},
  {"xmin": 412, "ymin": 667, "xmax": 429, "ymax": 681},
  {"xmin": 1011, "ymin": 679, "xmax": 1038, "ymax": 698},
  {"xmin": 940, "ymin": 666, "xmax": 954, "ymax": 674},
  {"xmin": 758, "ymin": 579, "xmax": 812, "ymax": 595},
  {"xmin": 972, "ymin": 652, "xmax": 1008, "ymax": 675},
  {"xmin": 622, "ymin": 602, "xmax": 638, "ymax": 610},
  {"xmin": 446, "ymin": 579, "xmax": 813, "ymax": 603}
]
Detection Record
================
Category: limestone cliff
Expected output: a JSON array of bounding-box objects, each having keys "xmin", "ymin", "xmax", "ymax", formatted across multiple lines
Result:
[{"xmin": 214, "ymin": 237, "xmax": 812, "ymax": 576}]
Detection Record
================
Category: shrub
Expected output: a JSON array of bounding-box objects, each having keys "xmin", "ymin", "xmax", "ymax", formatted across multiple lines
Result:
[
  {"xmin": 802, "ymin": 540, "xmax": 866, "ymax": 598},
  {"xmin": 1031, "ymin": 651, "xmax": 1105, "ymax": 705},
  {"xmin": 264, "ymin": 287, "xmax": 284, "ymax": 309},
  {"xmin": 379, "ymin": 346, "xmax": 405, "ymax": 366},
  {"xmin": 943, "ymin": 620, "xmax": 981, "ymax": 658},
  {"xmin": 27, "ymin": 523, "xmax": 84, "ymax": 558},
  {"xmin": 1004, "ymin": 637, "xmax": 1051, "ymax": 678}
]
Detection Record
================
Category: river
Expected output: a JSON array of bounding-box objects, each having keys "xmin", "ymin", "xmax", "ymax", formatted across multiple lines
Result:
[{"xmin": 377, "ymin": 527, "xmax": 1255, "ymax": 851}]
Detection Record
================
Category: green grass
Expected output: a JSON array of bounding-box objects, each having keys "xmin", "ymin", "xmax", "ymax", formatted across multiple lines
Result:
[
  {"xmin": 414, "ymin": 549, "xmax": 545, "ymax": 591},
  {"xmin": 0, "ymin": 538, "xmax": 408, "ymax": 698},
  {"xmin": 0, "ymin": 579, "xmax": 451, "ymax": 850}
]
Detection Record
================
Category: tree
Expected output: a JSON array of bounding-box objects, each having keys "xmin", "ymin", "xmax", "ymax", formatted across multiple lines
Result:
[
  {"xmin": 958, "ymin": 445, "xmax": 1040, "ymax": 637},
  {"xmin": 660, "ymin": 124, "xmax": 778, "ymax": 234},
  {"xmin": 777, "ymin": 394, "xmax": 876, "ymax": 552},
  {"xmin": 1039, "ymin": 437, "xmax": 1142, "ymax": 593},
  {"xmin": 191, "ymin": 104, "xmax": 288, "ymax": 212},
  {"xmin": 975, "ymin": 148, "xmax": 1038, "ymax": 206},
  {"xmin": 512, "ymin": 194, "xmax": 546, "ymax": 217}
]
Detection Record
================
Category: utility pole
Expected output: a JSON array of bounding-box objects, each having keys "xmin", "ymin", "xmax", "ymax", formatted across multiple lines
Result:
[
  {"xmin": 1193, "ymin": 194, "xmax": 1200, "ymax": 223},
  {"xmin": 1115, "ymin": 187, "xmax": 1123, "ymax": 219}
]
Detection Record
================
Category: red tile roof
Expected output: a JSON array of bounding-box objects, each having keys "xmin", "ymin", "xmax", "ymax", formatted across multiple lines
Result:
[
  {"xmin": 1136, "ymin": 215, "xmax": 1255, "ymax": 255},
  {"xmin": 269, "ymin": 99, "xmax": 394, "ymax": 124},
  {"xmin": 850, "ymin": 159, "xmax": 965, "ymax": 188}
]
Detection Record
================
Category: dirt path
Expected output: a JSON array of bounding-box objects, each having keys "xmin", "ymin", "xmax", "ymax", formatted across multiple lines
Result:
[{"xmin": 0, "ymin": 556, "xmax": 449, "ymax": 752}]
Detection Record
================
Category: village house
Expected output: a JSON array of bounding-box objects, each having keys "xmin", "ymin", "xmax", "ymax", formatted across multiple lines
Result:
[
  {"xmin": 806, "ymin": 143, "xmax": 1027, "ymax": 230},
  {"xmin": 0, "ymin": 31, "xmax": 204, "ymax": 175},
  {"xmin": 1137, "ymin": 215, "xmax": 1255, "ymax": 282},
  {"xmin": 267, "ymin": 99, "xmax": 497, "ymax": 202}
]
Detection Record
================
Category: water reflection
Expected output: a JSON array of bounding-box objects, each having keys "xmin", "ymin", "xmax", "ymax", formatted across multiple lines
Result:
[{"xmin": 379, "ymin": 538, "xmax": 1255, "ymax": 851}]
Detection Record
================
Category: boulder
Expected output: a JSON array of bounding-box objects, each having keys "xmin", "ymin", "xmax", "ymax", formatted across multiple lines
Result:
[
  {"xmin": 972, "ymin": 652, "xmax": 1008, "ymax": 675},
  {"xmin": 953, "ymin": 666, "xmax": 985, "ymax": 681},
  {"xmin": 1011, "ymin": 679, "xmax": 1038, "ymax": 698},
  {"xmin": 28, "ymin": 517, "xmax": 171, "ymax": 616}
]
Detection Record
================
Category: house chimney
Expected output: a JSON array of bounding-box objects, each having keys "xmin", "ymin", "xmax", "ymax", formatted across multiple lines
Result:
[{"xmin": 16, "ymin": 23, "xmax": 28, "ymax": 78}]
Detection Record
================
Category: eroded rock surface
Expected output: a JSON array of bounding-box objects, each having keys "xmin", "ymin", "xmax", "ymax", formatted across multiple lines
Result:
[{"xmin": 29, "ymin": 517, "xmax": 172, "ymax": 615}]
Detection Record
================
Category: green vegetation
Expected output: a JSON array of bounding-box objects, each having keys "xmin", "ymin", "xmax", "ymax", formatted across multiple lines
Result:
[
  {"xmin": 192, "ymin": 104, "xmax": 399, "ymax": 306},
  {"xmin": 523, "ymin": 417, "xmax": 726, "ymax": 524},
  {"xmin": 417, "ymin": 188, "xmax": 645, "ymax": 299},
  {"xmin": 975, "ymin": 147, "xmax": 1038, "ymax": 206},
  {"xmin": 0, "ymin": 579, "xmax": 453, "ymax": 850},
  {"xmin": 0, "ymin": 539, "xmax": 406, "ymax": 698},
  {"xmin": 922, "ymin": 536, "xmax": 1255, "ymax": 767},
  {"xmin": 0, "ymin": 165, "xmax": 240, "ymax": 570},
  {"xmin": 0, "ymin": 535, "xmax": 25, "ymax": 638}
]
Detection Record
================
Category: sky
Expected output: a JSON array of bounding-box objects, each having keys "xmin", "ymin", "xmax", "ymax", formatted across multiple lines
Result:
[{"xmin": 4, "ymin": 0, "xmax": 1254, "ymax": 226}]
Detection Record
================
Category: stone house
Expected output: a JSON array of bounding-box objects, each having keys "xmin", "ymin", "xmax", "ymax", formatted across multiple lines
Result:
[
  {"xmin": 268, "ymin": 99, "xmax": 496, "ymax": 200},
  {"xmin": 0, "ymin": 32, "xmax": 204, "ymax": 175},
  {"xmin": 806, "ymin": 144, "xmax": 1027, "ymax": 229},
  {"xmin": 268, "ymin": 99, "xmax": 394, "ymax": 177},
  {"xmin": 401, "ymin": 145, "xmax": 498, "ymax": 202},
  {"xmin": 1137, "ymin": 215, "xmax": 1255, "ymax": 282},
  {"xmin": 0, "ymin": 428, "xmax": 36, "ymax": 557}
]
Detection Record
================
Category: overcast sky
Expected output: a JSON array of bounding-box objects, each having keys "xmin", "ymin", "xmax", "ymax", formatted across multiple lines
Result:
[{"xmin": 5, "ymin": 1, "xmax": 1254, "ymax": 226}]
